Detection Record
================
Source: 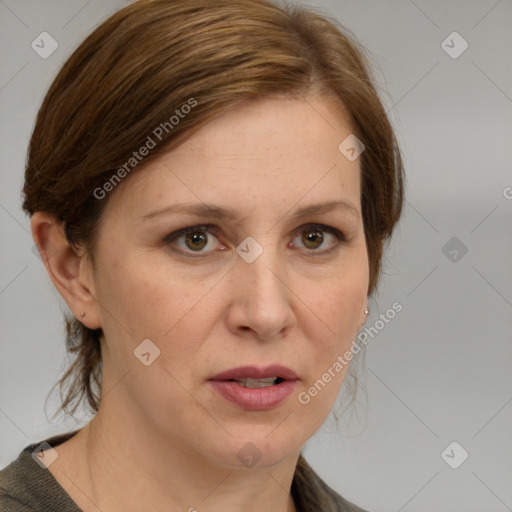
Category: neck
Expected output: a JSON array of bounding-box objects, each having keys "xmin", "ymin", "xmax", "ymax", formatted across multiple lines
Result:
[{"xmin": 52, "ymin": 405, "xmax": 299, "ymax": 512}]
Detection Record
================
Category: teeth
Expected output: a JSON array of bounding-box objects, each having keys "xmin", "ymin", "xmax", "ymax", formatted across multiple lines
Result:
[{"xmin": 233, "ymin": 376, "xmax": 278, "ymax": 388}]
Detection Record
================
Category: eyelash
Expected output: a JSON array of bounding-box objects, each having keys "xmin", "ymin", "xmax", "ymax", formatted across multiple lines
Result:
[{"xmin": 163, "ymin": 223, "xmax": 346, "ymax": 258}]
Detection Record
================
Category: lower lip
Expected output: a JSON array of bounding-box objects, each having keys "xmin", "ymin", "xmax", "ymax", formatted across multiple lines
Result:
[{"xmin": 209, "ymin": 380, "xmax": 298, "ymax": 410}]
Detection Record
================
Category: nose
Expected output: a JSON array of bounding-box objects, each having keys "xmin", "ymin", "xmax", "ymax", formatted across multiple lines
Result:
[{"xmin": 224, "ymin": 244, "xmax": 296, "ymax": 342}]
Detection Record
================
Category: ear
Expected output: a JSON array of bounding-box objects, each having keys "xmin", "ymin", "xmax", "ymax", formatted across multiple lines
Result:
[
  {"xmin": 31, "ymin": 212, "xmax": 102, "ymax": 330},
  {"xmin": 357, "ymin": 303, "xmax": 369, "ymax": 331}
]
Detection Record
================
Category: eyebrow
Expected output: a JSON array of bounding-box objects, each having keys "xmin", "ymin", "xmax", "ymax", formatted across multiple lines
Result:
[{"xmin": 141, "ymin": 199, "xmax": 361, "ymax": 221}]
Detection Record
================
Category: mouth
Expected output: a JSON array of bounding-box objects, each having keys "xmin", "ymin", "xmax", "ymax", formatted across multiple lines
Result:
[
  {"xmin": 228, "ymin": 376, "xmax": 286, "ymax": 388},
  {"xmin": 208, "ymin": 365, "xmax": 299, "ymax": 410}
]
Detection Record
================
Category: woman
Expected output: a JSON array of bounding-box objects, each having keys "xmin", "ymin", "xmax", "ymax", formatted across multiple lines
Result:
[{"xmin": 0, "ymin": 0, "xmax": 404, "ymax": 510}]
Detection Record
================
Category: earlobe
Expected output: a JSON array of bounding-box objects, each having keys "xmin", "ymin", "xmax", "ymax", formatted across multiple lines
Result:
[
  {"xmin": 357, "ymin": 305, "xmax": 370, "ymax": 331},
  {"xmin": 31, "ymin": 212, "xmax": 102, "ymax": 329}
]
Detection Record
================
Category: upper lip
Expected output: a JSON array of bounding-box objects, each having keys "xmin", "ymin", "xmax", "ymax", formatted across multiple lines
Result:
[{"xmin": 210, "ymin": 365, "xmax": 298, "ymax": 381}]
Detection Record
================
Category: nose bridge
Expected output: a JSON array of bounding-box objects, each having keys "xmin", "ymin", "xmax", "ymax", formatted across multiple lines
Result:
[
  {"xmin": 240, "ymin": 238, "xmax": 285, "ymax": 302},
  {"xmin": 231, "ymin": 237, "xmax": 293, "ymax": 338}
]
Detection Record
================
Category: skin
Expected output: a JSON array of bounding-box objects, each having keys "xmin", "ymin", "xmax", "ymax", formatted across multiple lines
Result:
[{"xmin": 32, "ymin": 94, "xmax": 369, "ymax": 512}]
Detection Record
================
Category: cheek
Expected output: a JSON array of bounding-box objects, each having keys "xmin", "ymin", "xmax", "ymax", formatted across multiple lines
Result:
[
  {"xmin": 97, "ymin": 259, "xmax": 215, "ymax": 370},
  {"xmin": 97, "ymin": 256, "xmax": 188, "ymax": 325},
  {"xmin": 296, "ymin": 263, "xmax": 367, "ymax": 393},
  {"xmin": 304, "ymin": 263, "xmax": 368, "ymax": 337}
]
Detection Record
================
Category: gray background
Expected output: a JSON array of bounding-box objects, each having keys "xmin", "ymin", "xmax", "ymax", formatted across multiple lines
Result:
[{"xmin": 1, "ymin": 1, "xmax": 511, "ymax": 511}]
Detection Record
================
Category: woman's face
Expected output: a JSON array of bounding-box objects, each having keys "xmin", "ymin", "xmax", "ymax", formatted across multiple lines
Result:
[{"xmin": 86, "ymin": 95, "xmax": 369, "ymax": 468}]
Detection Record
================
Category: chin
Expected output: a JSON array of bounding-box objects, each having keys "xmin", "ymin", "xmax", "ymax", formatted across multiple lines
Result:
[{"xmin": 198, "ymin": 427, "xmax": 304, "ymax": 470}]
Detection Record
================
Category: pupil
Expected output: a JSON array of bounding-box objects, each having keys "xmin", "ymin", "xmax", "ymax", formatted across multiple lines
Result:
[
  {"xmin": 186, "ymin": 232, "xmax": 206, "ymax": 250},
  {"xmin": 304, "ymin": 230, "xmax": 323, "ymax": 249}
]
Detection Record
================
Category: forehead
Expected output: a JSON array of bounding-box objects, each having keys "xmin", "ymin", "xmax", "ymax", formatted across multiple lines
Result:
[
  {"xmin": 176, "ymin": 95, "xmax": 354, "ymax": 167},
  {"xmin": 102, "ymin": 95, "xmax": 361, "ymax": 221}
]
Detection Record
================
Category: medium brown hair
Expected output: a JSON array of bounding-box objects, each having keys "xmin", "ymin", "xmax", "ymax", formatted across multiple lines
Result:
[{"xmin": 22, "ymin": 0, "xmax": 404, "ymax": 415}]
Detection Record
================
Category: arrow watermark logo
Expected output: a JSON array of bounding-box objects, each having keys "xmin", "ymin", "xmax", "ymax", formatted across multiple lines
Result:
[
  {"xmin": 338, "ymin": 134, "xmax": 365, "ymax": 162},
  {"xmin": 442, "ymin": 236, "xmax": 468, "ymax": 263},
  {"xmin": 134, "ymin": 338, "xmax": 161, "ymax": 366},
  {"xmin": 441, "ymin": 441, "xmax": 469, "ymax": 469},
  {"xmin": 236, "ymin": 442, "xmax": 262, "ymax": 468},
  {"xmin": 441, "ymin": 31, "xmax": 468, "ymax": 59},
  {"xmin": 31, "ymin": 32, "xmax": 59, "ymax": 59},
  {"xmin": 31, "ymin": 442, "xmax": 59, "ymax": 469},
  {"xmin": 236, "ymin": 236, "xmax": 264, "ymax": 263}
]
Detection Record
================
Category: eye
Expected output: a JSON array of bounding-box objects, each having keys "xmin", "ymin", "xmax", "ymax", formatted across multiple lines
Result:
[
  {"xmin": 291, "ymin": 224, "xmax": 345, "ymax": 254},
  {"xmin": 163, "ymin": 224, "xmax": 222, "ymax": 257},
  {"xmin": 163, "ymin": 223, "xmax": 346, "ymax": 257}
]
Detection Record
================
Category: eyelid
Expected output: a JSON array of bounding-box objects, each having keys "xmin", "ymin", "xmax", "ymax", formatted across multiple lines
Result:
[
  {"xmin": 291, "ymin": 223, "xmax": 346, "ymax": 254},
  {"xmin": 163, "ymin": 223, "xmax": 346, "ymax": 256},
  {"xmin": 164, "ymin": 224, "xmax": 217, "ymax": 242}
]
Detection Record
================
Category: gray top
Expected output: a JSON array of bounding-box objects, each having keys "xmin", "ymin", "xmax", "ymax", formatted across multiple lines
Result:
[{"xmin": 0, "ymin": 432, "xmax": 369, "ymax": 511}]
